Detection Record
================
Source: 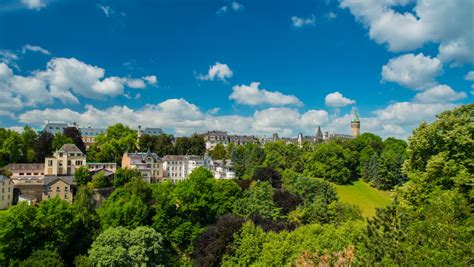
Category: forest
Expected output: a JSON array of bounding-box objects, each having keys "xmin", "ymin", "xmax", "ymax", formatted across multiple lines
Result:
[{"xmin": 0, "ymin": 104, "xmax": 472, "ymax": 266}]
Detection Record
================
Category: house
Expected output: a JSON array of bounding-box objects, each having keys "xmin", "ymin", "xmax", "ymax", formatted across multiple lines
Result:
[
  {"xmin": 213, "ymin": 160, "xmax": 236, "ymax": 179},
  {"xmin": 122, "ymin": 151, "xmax": 163, "ymax": 183},
  {"xmin": 138, "ymin": 126, "xmax": 164, "ymax": 136},
  {"xmin": 80, "ymin": 127, "xmax": 106, "ymax": 149},
  {"xmin": 202, "ymin": 131, "xmax": 230, "ymax": 150},
  {"xmin": 44, "ymin": 144, "xmax": 86, "ymax": 176},
  {"xmin": 162, "ymin": 155, "xmax": 213, "ymax": 182},
  {"xmin": 43, "ymin": 122, "xmax": 68, "ymax": 135},
  {"xmin": 42, "ymin": 176, "xmax": 75, "ymax": 203},
  {"xmin": 4, "ymin": 163, "xmax": 44, "ymax": 178},
  {"xmin": 0, "ymin": 175, "xmax": 13, "ymax": 209},
  {"xmin": 87, "ymin": 162, "xmax": 117, "ymax": 173}
]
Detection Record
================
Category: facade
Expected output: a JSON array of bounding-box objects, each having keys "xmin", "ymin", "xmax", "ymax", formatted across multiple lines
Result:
[
  {"xmin": 5, "ymin": 163, "xmax": 44, "ymax": 178},
  {"xmin": 44, "ymin": 144, "xmax": 86, "ymax": 176},
  {"xmin": 0, "ymin": 175, "xmax": 13, "ymax": 209},
  {"xmin": 201, "ymin": 131, "xmax": 259, "ymax": 150},
  {"xmin": 138, "ymin": 126, "xmax": 164, "ymax": 136},
  {"xmin": 87, "ymin": 162, "xmax": 117, "ymax": 173},
  {"xmin": 43, "ymin": 122, "xmax": 68, "ymax": 135},
  {"xmin": 122, "ymin": 151, "xmax": 163, "ymax": 183},
  {"xmin": 213, "ymin": 160, "xmax": 236, "ymax": 179},
  {"xmin": 42, "ymin": 176, "xmax": 75, "ymax": 203},
  {"xmin": 80, "ymin": 127, "xmax": 106, "ymax": 149},
  {"xmin": 162, "ymin": 155, "xmax": 213, "ymax": 182}
]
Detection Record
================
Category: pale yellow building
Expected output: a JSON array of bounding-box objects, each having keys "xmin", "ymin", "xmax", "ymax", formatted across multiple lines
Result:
[
  {"xmin": 0, "ymin": 175, "xmax": 13, "ymax": 209},
  {"xmin": 122, "ymin": 151, "xmax": 163, "ymax": 183},
  {"xmin": 44, "ymin": 144, "xmax": 86, "ymax": 176},
  {"xmin": 42, "ymin": 177, "xmax": 74, "ymax": 203}
]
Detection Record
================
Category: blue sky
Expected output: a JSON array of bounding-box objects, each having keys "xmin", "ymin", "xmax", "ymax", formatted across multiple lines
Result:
[{"xmin": 0, "ymin": 0, "xmax": 472, "ymax": 138}]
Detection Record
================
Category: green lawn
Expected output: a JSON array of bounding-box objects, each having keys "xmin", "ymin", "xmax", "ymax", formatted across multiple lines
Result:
[{"xmin": 334, "ymin": 179, "xmax": 393, "ymax": 217}]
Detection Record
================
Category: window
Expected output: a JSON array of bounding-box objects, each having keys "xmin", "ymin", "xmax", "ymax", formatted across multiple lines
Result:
[
  {"xmin": 48, "ymin": 186, "xmax": 52, "ymax": 192},
  {"xmin": 19, "ymin": 173, "xmax": 24, "ymax": 175},
  {"xmin": 68, "ymin": 160, "xmax": 71, "ymax": 166},
  {"xmin": 59, "ymin": 153, "xmax": 63, "ymax": 157},
  {"xmin": 26, "ymin": 173, "xmax": 31, "ymax": 175},
  {"xmin": 48, "ymin": 160, "xmax": 53, "ymax": 166},
  {"xmin": 1, "ymin": 188, "xmax": 3, "ymax": 193},
  {"xmin": 75, "ymin": 161, "xmax": 82, "ymax": 166},
  {"xmin": 65, "ymin": 194, "xmax": 68, "ymax": 199},
  {"xmin": 59, "ymin": 161, "xmax": 63, "ymax": 167}
]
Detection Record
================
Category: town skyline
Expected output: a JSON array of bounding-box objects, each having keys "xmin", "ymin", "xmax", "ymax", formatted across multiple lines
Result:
[{"xmin": 1, "ymin": 0, "xmax": 473, "ymax": 140}]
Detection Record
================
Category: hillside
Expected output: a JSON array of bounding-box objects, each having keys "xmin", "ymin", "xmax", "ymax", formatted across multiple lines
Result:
[{"xmin": 334, "ymin": 179, "xmax": 393, "ymax": 217}]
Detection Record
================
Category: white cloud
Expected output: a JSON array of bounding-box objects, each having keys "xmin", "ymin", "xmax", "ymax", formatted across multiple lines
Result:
[
  {"xmin": 21, "ymin": 0, "xmax": 46, "ymax": 10},
  {"xmin": 327, "ymin": 12, "xmax": 337, "ymax": 20},
  {"xmin": 21, "ymin": 44, "xmax": 51, "ymax": 55},
  {"xmin": 0, "ymin": 58, "xmax": 157, "ymax": 112},
  {"xmin": 230, "ymin": 82, "xmax": 303, "ymax": 107},
  {"xmin": 381, "ymin": 53, "xmax": 442, "ymax": 90},
  {"xmin": 291, "ymin": 14, "xmax": 316, "ymax": 28},
  {"xmin": 374, "ymin": 101, "xmax": 456, "ymax": 126},
  {"xmin": 464, "ymin": 71, "xmax": 474, "ymax": 81},
  {"xmin": 0, "ymin": 50, "xmax": 20, "ymax": 70},
  {"xmin": 340, "ymin": 0, "xmax": 474, "ymax": 66},
  {"xmin": 97, "ymin": 4, "xmax": 112, "ymax": 17},
  {"xmin": 197, "ymin": 62, "xmax": 233, "ymax": 82},
  {"xmin": 217, "ymin": 2, "xmax": 244, "ymax": 15},
  {"xmin": 324, "ymin": 91, "xmax": 356, "ymax": 107},
  {"xmin": 413, "ymin": 85, "xmax": 466, "ymax": 104}
]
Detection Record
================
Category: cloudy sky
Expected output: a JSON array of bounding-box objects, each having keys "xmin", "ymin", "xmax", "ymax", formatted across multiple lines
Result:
[{"xmin": 0, "ymin": 0, "xmax": 472, "ymax": 138}]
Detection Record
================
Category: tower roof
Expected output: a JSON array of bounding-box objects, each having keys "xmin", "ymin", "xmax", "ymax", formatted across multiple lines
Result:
[{"xmin": 351, "ymin": 109, "xmax": 360, "ymax": 123}]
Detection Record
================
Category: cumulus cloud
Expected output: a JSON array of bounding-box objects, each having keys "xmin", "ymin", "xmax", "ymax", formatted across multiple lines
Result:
[
  {"xmin": 21, "ymin": 44, "xmax": 51, "ymax": 55},
  {"xmin": 291, "ymin": 14, "xmax": 316, "ymax": 28},
  {"xmin": 413, "ymin": 85, "xmax": 466, "ymax": 104},
  {"xmin": 0, "ymin": 58, "xmax": 157, "ymax": 113},
  {"xmin": 21, "ymin": 0, "xmax": 46, "ymax": 10},
  {"xmin": 325, "ymin": 91, "xmax": 356, "ymax": 107},
  {"xmin": 340, "ymin": 0, "xmax": 474, "ymax": 66},
  {"xmin": 217, "ymin": 2, "xmax": 244, "ymax": 15},
  {"xmin": 197, "ymin": 62, "xmax": 233, "ymax": 82},
  {"xmin": 230, "ymin": 82, "xmax": 303, "ymax": 106},
  {"xmin": 464, "ymin": 71, "xmax": 474, "ymax": 81},
  {"xmin": 381, "ymin": 53, "xmax": 442, "ymax": 90}
]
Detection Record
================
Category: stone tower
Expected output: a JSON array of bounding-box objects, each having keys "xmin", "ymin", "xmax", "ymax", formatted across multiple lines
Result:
[{"xmin": 351, "ymin": 109, "xmax": 360, "ymax": 138}]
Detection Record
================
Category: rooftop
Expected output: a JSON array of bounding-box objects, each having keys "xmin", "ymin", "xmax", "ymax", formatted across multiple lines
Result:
[
  {"xmin": 58, "ymin": 144, "xmax": 83, "ymax": 153},
  {"xmin": 4, "ymin": 163, "xmax": 44, "ymax": 171}
]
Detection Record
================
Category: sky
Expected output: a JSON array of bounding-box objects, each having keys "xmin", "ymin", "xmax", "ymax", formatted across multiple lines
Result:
[{"xmin": 0, "ymin": 0, "xmax": 472, "ymax": 139}]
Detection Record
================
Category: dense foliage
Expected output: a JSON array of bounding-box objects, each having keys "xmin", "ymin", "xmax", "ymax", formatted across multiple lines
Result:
[{"xmin": 0, "ymin": 104, "xmax": 472, "ymax": 265}]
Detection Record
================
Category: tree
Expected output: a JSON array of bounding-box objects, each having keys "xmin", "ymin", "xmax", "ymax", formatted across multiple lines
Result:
[
  {"xmin": 114, "ymin": 167, "xmax": 143, "ymax": 188},
  {"xmin": 233, "ymin": 181, "xmax": 281, "ymax": 220},
  {"xmin": 52, "ymin": 133, "xmax": 74, "ymax": 151},
  {"xmin": 195, "ymin": 214, "xmax": 245, "ymax": 267},
  {"xmin": 88, "ymin": 226, "xmax": 164, "ymax": 266},
  {"xmin": 303, "ymin": 142, "xmax": 352, "ymax": 184},
  {"xmin": 19, "ymin": 250, "xmax": 65, "ymax": 267},
  {"xmin": 88, "ymin": 124, "xmax": 137, "ymax": 164},
  {"xmin": 174, "ymin": 134, "xmax": 206, "ymax": 155},
  {"xmin": 252, "ymin": 167, "xmax": 282, "ymax": 188},
  {"xmin": 73, "ymin": 166, "xmax": 91, "ymax": 186},
  {"xmin": 21, "ymin": 126, "xmax": 37, "ymax": 163},
  {"xmin": 139, "ymin": 134, "xmax": 175, "ymax": 156},
  {"xmin": 273, "ymin": 189, "xmax": 302, "ymax": 214},
  {"xmin": 210, "ymin": 144, "xmax": 226, "ymax": 160},
  {"xmin": 91, "ymin": 171, "xmax": 111, "ymax": 188},
  {"xmin": 64, "ymin": 127, "xmax": 86, "ymax": 153},
  {"xmin": 34, "ymin": 131, "xmax": 53, "ymax": 162}
]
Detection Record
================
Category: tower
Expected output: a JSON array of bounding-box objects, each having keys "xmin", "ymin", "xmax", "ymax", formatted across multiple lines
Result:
[
  {"xmin": 351, "ymin": 108, "xmax": 360, "ymax": 138},
  {"xmin": 315, "ymin": 126, "xmax": 323, "ymax": 142}
]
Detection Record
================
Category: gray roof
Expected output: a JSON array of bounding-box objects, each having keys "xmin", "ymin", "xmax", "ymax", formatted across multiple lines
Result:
[
  {"xmin": 80, "ymin": 127, "xmax": 106, "ymax": 137},
  {"xmin": 58, "ymin": 144, "xmax": 83, "ymax": 153},
  {"xmin": 162, "ymin": 155, "xmax": 203, "ymax": 161},
  {"xmin": 126, "ymin": 151, "xmax": 161, "ymax": 162},
  {"xmin": 140, "ymin": 127, "xmax": 164, "ymax": 135},
  {"xmin": 43, "ymin": 176, "xmax": 75, "ymax": 186},
  {"xmin": 4, "ymin": 163, "xmax": 44, "ymax": 172}
]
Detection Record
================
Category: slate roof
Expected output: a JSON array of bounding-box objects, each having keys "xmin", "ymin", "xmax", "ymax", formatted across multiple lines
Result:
[
  {"xmin": 4, "ymin": 163, "xmax": 44, "ymax": 172},
  {"xmin": 43, "ymin": 176, "xmax": 75, "ymax": 186},
  {"xmin": 58, "ymin": 144, "xmax": 83, "ymax": 153}
]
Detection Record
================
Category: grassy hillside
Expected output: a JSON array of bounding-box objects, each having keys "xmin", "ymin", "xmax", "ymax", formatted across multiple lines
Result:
[{"xmin": 334, "ymin": 179, "xmax": 393, "ymax": 217}]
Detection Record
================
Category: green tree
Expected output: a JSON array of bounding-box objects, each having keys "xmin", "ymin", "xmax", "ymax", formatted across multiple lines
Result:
[
  {"xmin": 73, "ymin": 166, "xmax": 91, "ymax": 186},
  {"xmin": 89, "ymin": 124, "xmax": 137, "ymax": 164},
  {"xmin": 209, "ymin": 144, "xmax": 227, "ymax": 160},
  {"xmin": 303, "ymin": 142, "xmax": 352, "ymax": 184},
  {"xmin": 88, "ymin": 226, "xmax": 164, "ymax": 266},
  {"xmin": 233, "ymin": 181, "xmax": 281, "ymax": 220},
  {"xmin": 21, "ymin": 126, "xmax": 37, "ymax": 162},
  {"xmin": 113, "ymin": 167, "xmax": 142, "ymax": 188},
  {"xmin": 64, "ymin": 127, "xmax": 86, "ymax": 153},
  {"xmin": 138, "ymin": 133, "xmax": 175, "ymax": 156},
  {"xmin": 34, "ymin": 131, "xmax": 53, "ymax": 162},
  {"xmin": 52, "ymin": 133, "xmax": 74, "ymax": 151},
  {"xmin": 19, "ymin": 250, "xmax": 65, "ymax": 267},
  {"xmin": 91, "ymin": 171, "xmax": 111, "ymax": 188}
]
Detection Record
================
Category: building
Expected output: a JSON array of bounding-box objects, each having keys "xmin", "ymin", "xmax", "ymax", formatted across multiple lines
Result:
[
  {"xmin": 202, "ymin": 131, "xmax": 230, "ymax": 150},
  {"xmin": 162, "ymin": 155, "xmax": 213, "ymax": 182},
  {"xmin": 4, "ymin": 163, "xmax": 44, "ymax": 178},
  {"xmin": 138, "ymin": 126, "xmax": 164, "ymax": 136},
  {"xmin": 42, "ymin": 176, "xmax": 75, "ymax": 203},
  {"xmin": 122, "ymin": 151, "xmax": 163, "ymax": 183},
  {"xmin": 44, "ymin": 144, "xmax": 86, "ymax": 176},
  {"xmin": 18, "ymin": 194, "xmax": 37, "ymax": 205},
  {"xmin": 351, "ymin": 109, "xmax": 361, "ymax": 138},
  {"xmin": 87, "ymin": 162, "xmax": 117, "ymax": 173},
  {"xmin": 43, "ymin": 122, "xmax": 68, "ymax": 135},
  {"xmin": 213, "ymin": 160, "xmax": 236, "ymax": 179},
  {"xmin": 0, "ymin": 175, "xmax": 13, "ymax": 209},
  {"xmin": 80, "ymin": 127, "xmax": 106, "ymax": 149}
]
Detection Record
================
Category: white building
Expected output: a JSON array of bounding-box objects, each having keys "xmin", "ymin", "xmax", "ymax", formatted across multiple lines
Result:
[
  {"xmin": 162, "ymin": 155, "xmax": 213, "ymax": 182},
  {"xmin": 213, "ymin": 160, "xmax": 236, "ymax": 179}
]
